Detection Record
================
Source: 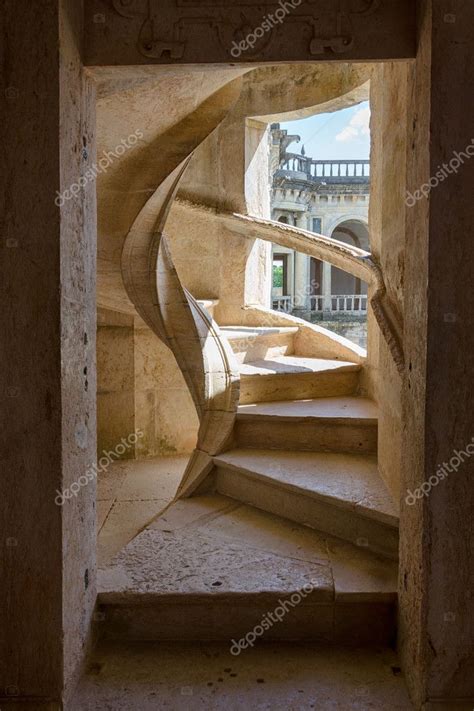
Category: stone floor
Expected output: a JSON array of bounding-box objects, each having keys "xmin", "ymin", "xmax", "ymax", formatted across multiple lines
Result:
[
  {"xmin": 98, "ymin": 455, "xmax": 189, "ymax": 565},
  {"xmin": 99, "ymin": 493, "xmax": 397, "ymax": 601},
  {"xmin": 71, "ymin": 641, "xmax": 413, "ymax": 710},
  {"xmin": 91, "ymin": 461, "xmax": 410, "ymax": 708},
  {"xmin": 97, "ymin": 493, "xmax": 397, "ymax": 650}
]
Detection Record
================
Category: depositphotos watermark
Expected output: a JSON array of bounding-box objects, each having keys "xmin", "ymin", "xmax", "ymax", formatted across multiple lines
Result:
[
  {"xmin": 405, "ymin": 436, "xmax": 474, "ymax": 505},
  {"xmin": 230, "ymin": 580, "xmax": 318, "ymax": 655},
  {"xmin": 405, "ymin": 138, "xmax": 474, "ymax": 207},
  {"xmin": 230, "ymin": 0, "xmax": 302, "ymax": 58},
  {"xmin": 55, "ymin": 129, "xmax": 144, "ymax": 206},
  {"xmin": 55, "ymin": 429, "xmax": 143, "ymax": 506}
]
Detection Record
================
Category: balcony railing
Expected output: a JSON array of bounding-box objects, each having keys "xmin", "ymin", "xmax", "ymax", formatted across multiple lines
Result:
[
  {"xmin": 277, "ymin": 155, "xmax": 370, "ymax": 184},
  {"xmin": 273, "ymin": 294, "xmax": 368, "ymax": 314},
  {"xmin": 272, "ymin": 295, "xmax": 293, "ymax": 313},
  {"xmin": 310, "ymin": 294, "xmax": 368, "ymax": 314}
]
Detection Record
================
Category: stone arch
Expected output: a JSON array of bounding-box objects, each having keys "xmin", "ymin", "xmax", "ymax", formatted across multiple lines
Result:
[
  {"xmin": 329, "ymin": 218, "xmax": 370, "ymax": 295},
  {"xmin": 327, "ymin": 215, "xmax": 370, "ymax": 248}
]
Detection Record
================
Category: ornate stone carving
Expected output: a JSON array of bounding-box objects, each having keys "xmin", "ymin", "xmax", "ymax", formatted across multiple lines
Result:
[
  {"xmin": 307, "ymin": 0, "xmax": 381, "ymax": 55},
  {"xmin": 109, "ymin": 0, "xmax": 383, "ymax": 61}
]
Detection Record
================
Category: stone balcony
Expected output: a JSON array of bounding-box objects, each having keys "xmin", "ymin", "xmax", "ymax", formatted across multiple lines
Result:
[
  {"xmin": 273, "ymin": 294, "xmax": 368, "ymax": 316},
  {"xmin": 275, "ymin": 155, "xmax": 370, "ymax": 187}
]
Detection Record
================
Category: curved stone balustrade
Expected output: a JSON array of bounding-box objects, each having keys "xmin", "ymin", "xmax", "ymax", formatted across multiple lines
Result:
[
  {"xmin": 175, "ymin": 200, "xmax": 405, "ymax": 374},
  {"xmin": 226, "ymin": 213, "xmax": 405, "ymax": 374},
  {"xmin": 122, "ymin": 164, "xmax": 240, "ymax": 499},
  {"xmin": 121, "ymin": 86, "xmax": 242, "ymax": 500}
]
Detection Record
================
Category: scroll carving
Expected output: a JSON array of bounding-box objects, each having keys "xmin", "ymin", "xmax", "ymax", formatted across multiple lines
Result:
[{"xmin": 110, "ymin": 0, "xmax": 383, "ymax": 60}]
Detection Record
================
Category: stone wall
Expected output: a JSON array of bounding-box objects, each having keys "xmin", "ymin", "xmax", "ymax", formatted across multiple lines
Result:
[
  {"xmin": 97, "ymin": 310, "xmax": 136, "ymax": 458},
  {"xmin": 133, "ymin": 324, "xmax": 199, "ymax": 457},
  {"xmin": 400, "ymin": 0, "xmax": 474, "ymax": 705},
  {"xmin": 97, "ymin": 308, "xmax": 198, "ymax": 458},
  {"xmin": 1, "ymin": 0, "xmax": 97, "ymax": 703},
  {"xmin": 367, "ymin": 62, "xmax": 409, "ymax": 501}
]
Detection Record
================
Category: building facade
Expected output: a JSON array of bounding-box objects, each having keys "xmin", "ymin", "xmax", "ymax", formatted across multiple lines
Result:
[{"xmin": 270, "ymin": 124, "xmax": 370, "ymax": 322}]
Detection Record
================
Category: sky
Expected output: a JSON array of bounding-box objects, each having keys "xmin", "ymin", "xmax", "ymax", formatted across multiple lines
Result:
[{"xmin": 279, "ymin": 101, "xmax": 370, "ymax": 161}]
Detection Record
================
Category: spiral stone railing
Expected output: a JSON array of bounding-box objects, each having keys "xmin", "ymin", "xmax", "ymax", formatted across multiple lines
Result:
[
  {"xmin": 121, "ymin": 162, "xmax": 240, "ymax": 499},
  {"xmin": 224, "ymin": 212, "xmax": 405, "ymax": 374},
  {"xmin": 121, "ymin": 84, "xmax": 242, "ymax": 499},
  {"xmin": 119, "ymin": 73, "xmax": 403, "ymax": 503},
  {"xmin": 176, "ymin": 200, "xmax": 405, "ymax": 374}
]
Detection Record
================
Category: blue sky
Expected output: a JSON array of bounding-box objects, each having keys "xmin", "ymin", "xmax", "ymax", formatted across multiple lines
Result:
[{"xmin": 279, "ymin": 101, "xmax": 370, "ymax": 161}]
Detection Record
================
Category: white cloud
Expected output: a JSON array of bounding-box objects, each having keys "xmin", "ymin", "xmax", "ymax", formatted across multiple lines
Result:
[{"xmin": 336, "ymin": 106, "xmax": 371, "ymax": 143}]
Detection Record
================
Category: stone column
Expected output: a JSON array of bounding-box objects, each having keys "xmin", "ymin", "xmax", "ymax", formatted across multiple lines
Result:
[
  {"xmin": 1, "ymin": 2, "xmax": 97, "ymax": 705},
  {"xmin": 400, "ymin": 0, "xmax": 474, "ymax": 707},
  {"xmin": 293, "ymin": 213, "xmax": 310, "ymax": 314},
  {"xmin": 321, "ymin": 262, "xmax": 333, "ymax": 313},
  {"xmin": 287, "ymin": 251, "xmax": 295, "ymax": 303}
]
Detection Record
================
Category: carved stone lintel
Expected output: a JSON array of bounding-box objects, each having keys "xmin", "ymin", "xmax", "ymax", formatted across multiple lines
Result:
[
  {"xmin": 109, "ymin": 0, "xmax": 384, "ymax": 61},
  {"xmin": 88, "ymin": 0, "xmax": 416, "ymax": 65}
]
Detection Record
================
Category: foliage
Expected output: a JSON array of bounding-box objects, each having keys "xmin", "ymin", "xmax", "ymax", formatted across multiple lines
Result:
[{"xmin": 273, "ymin": 264, "xmax": 283, "ymax": 288}]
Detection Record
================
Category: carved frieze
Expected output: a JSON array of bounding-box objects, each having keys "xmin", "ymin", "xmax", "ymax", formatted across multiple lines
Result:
[{"xmin": 110, "ymin": 0, "xmax": 381, "ymax": 61}]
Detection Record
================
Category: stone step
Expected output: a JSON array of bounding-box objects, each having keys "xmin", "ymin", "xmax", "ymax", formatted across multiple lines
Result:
[
  {"xmin": 214, "ymin": 450, "xmax": 399, "ymax": 559},
  {"xmin": 97, "ymin": 495, "xmax": 397, "ymax": 645},
  {"xmin": 235, "ymin": 396, "xmax": 378, "ymax": 454},
  {"xmin": 220, "ymin": 326, "xmax": 297, "ymax": 364},
  {"xmin": 238, "ymin": 356, "xmax": 361, "ymax": 404}
]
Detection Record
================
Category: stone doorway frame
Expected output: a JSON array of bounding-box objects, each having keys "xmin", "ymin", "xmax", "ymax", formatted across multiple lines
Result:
[{"xmin": 2, "ymin": 1, "xmax": 473, "ymax": 708}]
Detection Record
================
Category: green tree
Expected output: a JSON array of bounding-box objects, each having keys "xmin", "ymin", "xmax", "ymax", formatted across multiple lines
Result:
[{"xmin": 273, "ymin": 265, "xmax": 283, "ymax": 288}]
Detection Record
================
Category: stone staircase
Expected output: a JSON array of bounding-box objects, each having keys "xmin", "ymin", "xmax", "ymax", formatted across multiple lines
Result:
[
  {"xmin": 212, "ymin": 325, "xmax": 399, "ymax": 561},
  {"xmin": 214, "ymin": 450, "xmax": 398, "ymax": 560},
  {"xmin": 220, "ymin": 326, "xmax": 361, "ymax": 403},
  {"xmin": 97, "ymin": 324, "xmax": 399, "ymax": 647}
]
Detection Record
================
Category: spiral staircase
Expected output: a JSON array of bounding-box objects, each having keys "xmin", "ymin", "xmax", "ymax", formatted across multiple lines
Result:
[
  {"xmin": 95, "ymin": 69, "xmax": 402, "ymax": 648},
  {"xmin": 97, "ymin": 313, "xmax": 399, "ymax": 644}
]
